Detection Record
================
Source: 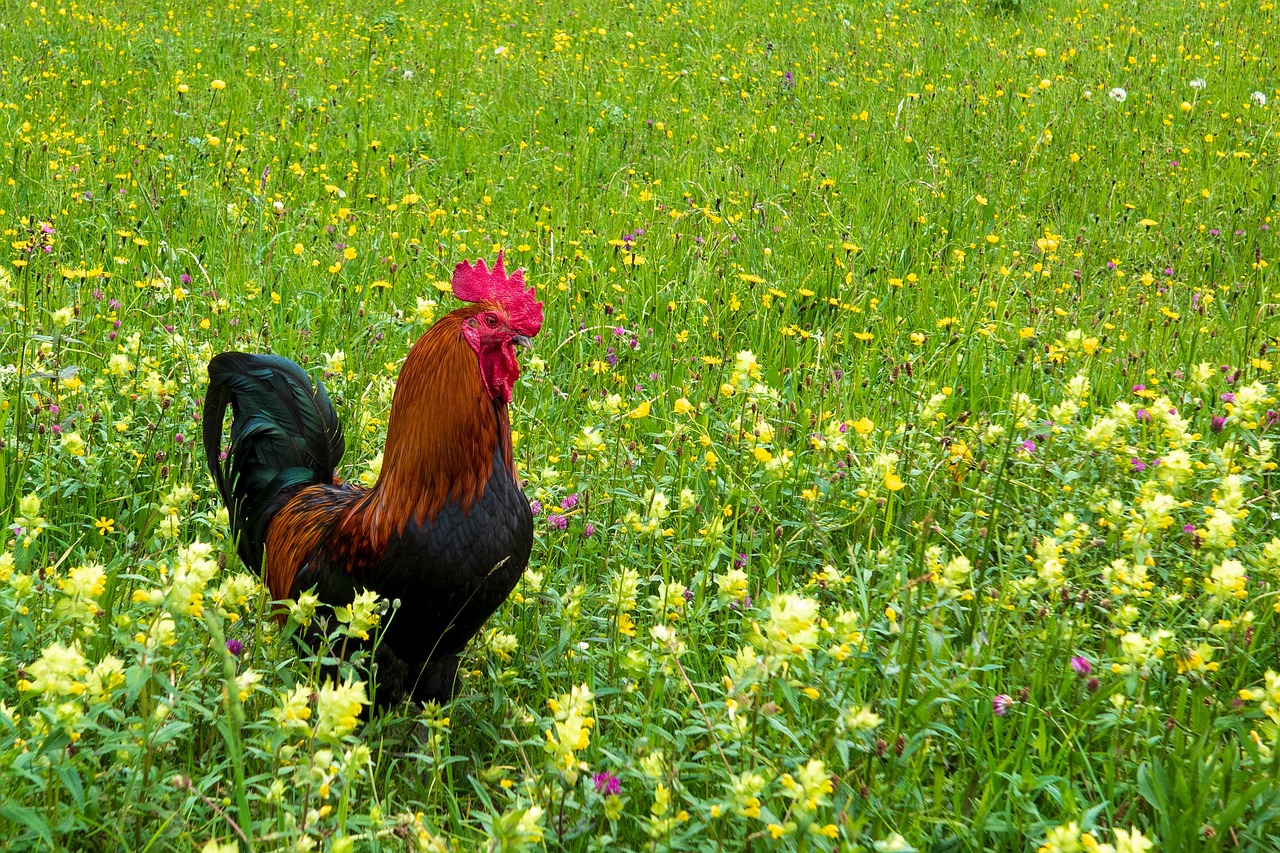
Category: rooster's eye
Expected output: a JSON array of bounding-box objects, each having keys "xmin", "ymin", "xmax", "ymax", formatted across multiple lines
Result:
[{"xmin": 485, "ymin": 314, "xmax": 498, "ymax": 327}]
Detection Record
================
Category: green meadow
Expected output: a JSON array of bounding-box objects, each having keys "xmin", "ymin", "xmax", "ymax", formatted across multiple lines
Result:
[{"xmin": 1, "ymin": 0, "xmax": 1279, "ymax": 848}]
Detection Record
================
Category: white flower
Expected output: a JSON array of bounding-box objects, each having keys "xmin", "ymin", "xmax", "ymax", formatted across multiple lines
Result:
[
  {"xmin": 1084, "ymin": 417, "xmax": 1118, "ymax": 449},
  {"xmin": 874, "ymin": 834, "xmax": 917, "ymax": 853},
  {"xmin": 1190, "ymin": 77, "xmax": 1207, "ymax": 90},
  {"xmin": 733, "ymin": 350, "xmax": 762, "ymax": 383},
  {"xmin": 1065, "ymin": 373, "xmax": 1091, "ymax": 402},
  {"xmin": 1040, "ymin": 822, "xmax": 1083, "ymax": 852},
  {"xmin": 844, "ymin": 705, "xmax": 884, "ymax": 732},
  {"xmin": 755, "ymin": 593, "xmax": 820, "ymax": 660},
  {"xmin": 1108, "ymin": 87, "xmax": 1127, "ymax": 103},
  {"xmin": 414, "ymin": 296, "xmax": 437, "ymax": 323},
  {"xmin": 357, "ymin": 452, "xmax": 383, "ymax": 488},
  {"xmin": 1113, "ymin": 826, "xmax": 1155, "ymax": 853},
  {"xmin": 515, "ymin": 806, "xmax": 544, "ymax": 843},
  {"xmin": 1205, "ymin": 558, "xmax": 1247, "ymax": 601},
  {"xmin": 1253, "ymin": 91, "xmax": 1268, "ymax": 107}
]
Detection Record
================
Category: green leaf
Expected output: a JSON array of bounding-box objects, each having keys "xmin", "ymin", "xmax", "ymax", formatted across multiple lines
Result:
[{"xmin": 0, "ymin": 803, "xmax": 53, "ymax": 845}]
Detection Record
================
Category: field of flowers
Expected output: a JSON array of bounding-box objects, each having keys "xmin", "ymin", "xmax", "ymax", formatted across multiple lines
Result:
[{"xmin": 2, "ymin": 0, "xmax": 1279, "ymax": 848}]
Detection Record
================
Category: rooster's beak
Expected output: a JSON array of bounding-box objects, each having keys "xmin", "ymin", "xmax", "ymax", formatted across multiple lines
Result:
[{"xmin": 511, "ymin": 334, "xmax": 534, "ymax": 349}]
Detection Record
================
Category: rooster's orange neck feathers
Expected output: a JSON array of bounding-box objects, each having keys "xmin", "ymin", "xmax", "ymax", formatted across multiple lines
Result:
[{"xmin": 363, "ymin": 305, "xmax": 514, "ymax": 532}]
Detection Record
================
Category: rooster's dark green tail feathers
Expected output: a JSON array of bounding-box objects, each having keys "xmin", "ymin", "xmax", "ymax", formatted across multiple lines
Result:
[{"xmin": 203, "ymin": 352, "xmax": 345, "ymax": 573}]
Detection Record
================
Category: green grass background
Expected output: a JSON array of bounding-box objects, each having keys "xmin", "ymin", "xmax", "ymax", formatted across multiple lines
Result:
[{"xmin": 1, "ymin": 0, "xmax": 1278, "ymax": 849}]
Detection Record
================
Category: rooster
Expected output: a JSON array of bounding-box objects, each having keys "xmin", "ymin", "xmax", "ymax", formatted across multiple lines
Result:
[{"xmin": 202, "ymin": 255, "xmax": 543, "ymax": 707}]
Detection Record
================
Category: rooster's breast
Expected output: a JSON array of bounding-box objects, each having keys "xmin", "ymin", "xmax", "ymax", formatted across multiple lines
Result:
[{"xmin": 370, "ymin": 447, "xmax": 533, "ymax": 664}]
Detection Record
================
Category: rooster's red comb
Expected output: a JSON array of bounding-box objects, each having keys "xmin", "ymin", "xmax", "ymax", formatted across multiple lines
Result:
[{"xmin": 451, "ymin": 252, "xmax": 543, "ymax": 337}]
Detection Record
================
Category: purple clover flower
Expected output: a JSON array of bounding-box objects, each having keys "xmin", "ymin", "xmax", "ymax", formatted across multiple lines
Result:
[
  {"xmin": 1211, "ymin": 416, "xmax": 1226, "ymax": 433},
  {"xmin": 993, "ymin": 694, "xmax": 1014, "ymax": 717},
  {"xmin": 1131, "ymin": 458, "xmax": 1147, "ymax": 472},
  {"xmin": 1070, "ymin": 656, "xmax": 1092, "ymax": 676},
  {"xmin": 529, "ymin": 500, "xmax": 542, "ymax": 516},
  {"xmin": 562, "ymin": 493, "xmax": 579, "ymax": 510},
  {"xmin": 226, "ymin": 639, "xmax": 244, "ymax": 657},
  {"xmin": 547, "ymin": 513, "xmax": 568, "ymax": 531},
  {"xmin": 593, "ymin": 772, "xmax": 621, "ymax": 796}
]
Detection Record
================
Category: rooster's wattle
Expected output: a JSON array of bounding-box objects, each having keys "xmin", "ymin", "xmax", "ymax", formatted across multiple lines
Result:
[{"xmin": 202, "ymin": 255, "xmax": 542, "ymax": 706}]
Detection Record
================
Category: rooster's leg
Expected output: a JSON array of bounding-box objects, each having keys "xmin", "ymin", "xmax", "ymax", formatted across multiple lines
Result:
[
  {"xmin": 368, "ymin": 643, "xmax": 417, "ymax": 711},
  {"xmin": 411, "ymin": 653, "xmax": 461, "ymax": 706}
]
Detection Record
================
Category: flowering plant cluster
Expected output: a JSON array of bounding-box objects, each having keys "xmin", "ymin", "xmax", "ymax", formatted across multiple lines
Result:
[{"xmin": 2, "ymin": 0, "xmax": 1278, "ymax": 847}]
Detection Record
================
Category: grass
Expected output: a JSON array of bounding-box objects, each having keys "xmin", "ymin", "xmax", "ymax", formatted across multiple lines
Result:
[{"xmin": 1, "ymin": 0, "xmax": 1279, "ymax": 849}]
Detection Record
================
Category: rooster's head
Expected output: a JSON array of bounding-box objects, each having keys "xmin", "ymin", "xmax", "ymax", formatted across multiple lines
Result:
[{"xmin": 451, "ymin": 253, "xmax": 544, "ymax": 403}]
